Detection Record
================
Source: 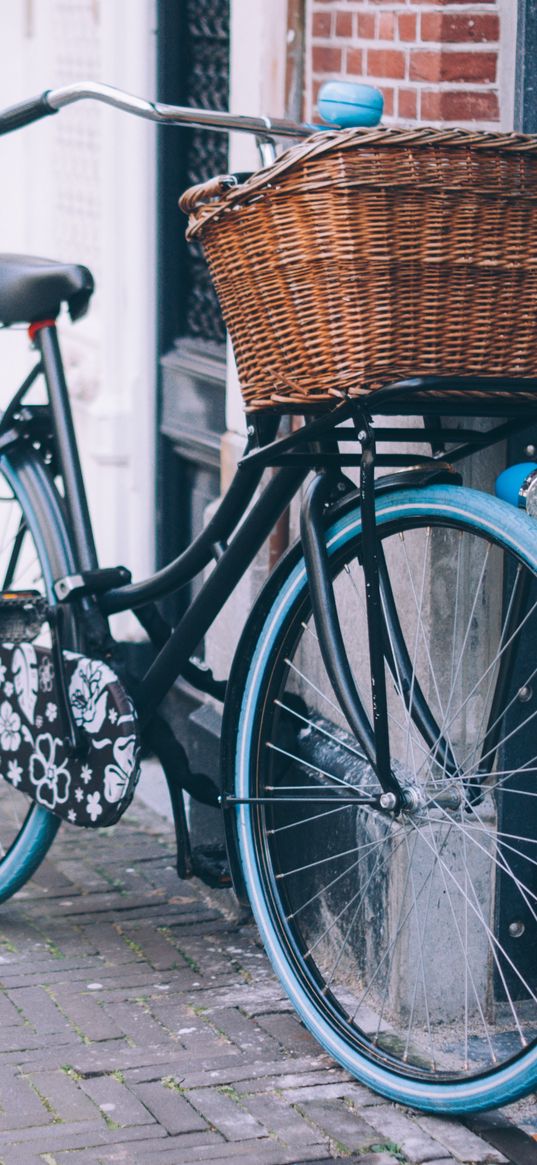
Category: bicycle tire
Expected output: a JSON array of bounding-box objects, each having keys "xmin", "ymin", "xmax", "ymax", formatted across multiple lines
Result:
[
  {"xmin": 0, "ymin": 446, "xmax": 81, "ymax": 902},
  {"xmin": 229, "ymin": 485, "xmax": 537, "ymax": 1113}
]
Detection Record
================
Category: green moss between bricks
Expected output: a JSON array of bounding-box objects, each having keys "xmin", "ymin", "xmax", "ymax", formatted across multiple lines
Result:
[
  {"xmin": 162, "ymin": 1075, "xmax": 184, "ymax": 1093},
  {"xmin": 369, "ymin": 1142, "xmax": 408, "ymax": 1162}
]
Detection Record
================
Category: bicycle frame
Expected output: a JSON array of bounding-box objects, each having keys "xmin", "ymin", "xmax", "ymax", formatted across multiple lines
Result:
[
  {"xmin": 6, "ymin": 318, "xmax": 537, "ymax": 812},
  {"xmin": 7, "ymin": 77, "xmax": 537, "ymax": 1111},
  {"xmin": 4, "ymin": 80, "xmax": 537, "ymax": 812}
]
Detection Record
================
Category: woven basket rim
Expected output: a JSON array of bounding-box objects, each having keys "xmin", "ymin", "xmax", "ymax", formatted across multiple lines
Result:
[{"xmin": 180, "ymin": 124, "xmax": 537, "ymax": 239}]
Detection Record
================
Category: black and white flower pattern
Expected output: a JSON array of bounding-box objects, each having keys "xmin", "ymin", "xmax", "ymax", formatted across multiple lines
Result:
[
  {"xmin": 86, "ymin": 791, "xmax": 102, "ymax": 823},
  {"xmin": 7, "ymin": 759, "xmax": 22, "ymax": 787},
  {"xmin": 104, "ymin": 735, "xmax": 137, "ymax": 804},
  {"xmin": 38, "ymin": 657, "xmax": 54, "ymax": 692},
  {"xmin": 13, "ymin": 644, "xmax": 38, "ymax": 723},
  {"xmin": 0, "ymin": 701, "xmax": 21, "ymax": 751},
  {"xmin": 68, "ymin": 658, "xmax": 116, "ymax": 736},
  {"xmin": 0, "ymin": 646, "xmax": 140, "ymax": 828},
  {"xmin": 29, "ymin": 733, "xmax": 71, "ymax": 809}
]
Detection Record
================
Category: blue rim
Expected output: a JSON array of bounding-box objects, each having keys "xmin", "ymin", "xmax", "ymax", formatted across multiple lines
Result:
[
  {"xmin": 235, "ymin": 486, "xmax": 537, "ymax": 1113},
  {"xmin": 0, "ymin": 454, "xmax": 63, "ymax": 902}
]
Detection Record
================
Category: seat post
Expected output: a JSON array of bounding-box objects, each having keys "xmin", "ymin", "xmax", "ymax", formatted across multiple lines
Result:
[{"xmin": 31, "ymin": 321, "xmax": 99, "ymax": 573}]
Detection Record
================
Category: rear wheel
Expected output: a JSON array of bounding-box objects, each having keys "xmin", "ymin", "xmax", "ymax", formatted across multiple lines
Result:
[
  {"xmin": 0, "ymin": 449, "xmax": 80, "ymax": 901},
  {"xmin": 231, "ymin": 486, "xmax": 537, "ymax": 1112}
]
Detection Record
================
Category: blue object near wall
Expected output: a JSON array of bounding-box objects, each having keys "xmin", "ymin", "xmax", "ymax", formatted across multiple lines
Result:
[
  {"xmin": 495, "ymin": 462, "xmax": 537, "ymax": 507},
  {"xmin": 317, "ymin": 81, "xmax": 384, "ymax": 128}
]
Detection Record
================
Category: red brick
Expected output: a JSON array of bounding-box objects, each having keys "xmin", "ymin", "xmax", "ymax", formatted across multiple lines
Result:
[
  {"xmin": 441, "ymin": 50, "xmax": 497, "ymax": 82},
  {"xmin": 420, "ymin": 12, "xmax": 444, "ymax": 41},
  {"xmin": 378, "ymin": 12, "xmax": 395, "ymax": 40},
  {"xmin": 409, "ymin": 49, "xmax": 442, "ymax": 82},
  {"xmin": 398, "ymin": 87, "xmax": 418, "ymax": 120},
  {"xmin": 421, "ymin": 13, "xmax": 500, "ymax": 43},
  {"xmin": 312, "ymin": 80, "xmax": 323, "ymax": 107},
  {"xmin": 398, "ymin": 13, "xmax": 417, "ymax": 42},
  {"xmin": 420, "ymin": 90, "xmax": 443, "ymax": 119},
  {"xmin": 346, "ymin": 47, "xmax": 364, "ymax": 76},
  {"xmin": 366, "ymin": 48, "xmax": 406, "ymax": 80},
  {"xmin": 357, "ymin": 13, "xmax": 375, "ymax": 39},
  {"xmin": 381, "ymin": 87, "xmax": 394, "ymax": 116},
  {"xmin": 312, "ymin": 45, "xmax": 342, "ymax": 73},
  {"xmin": 411, "ymin": 0, "xmax": 495, "ymax": 4},
  {"xmin": 421, "ymin": 88, "xmax": 499, "ymax": 122},
  {"xmin": 312, "ymin": 11, "xmax": 332, "ymax": 37},
  {"xmin": 410, "ymin": 49, "xmax": 496, "ymax": 83},
  {"xmin": 335, "ymin": 9, "xmax": 353, "ymax": 37}
]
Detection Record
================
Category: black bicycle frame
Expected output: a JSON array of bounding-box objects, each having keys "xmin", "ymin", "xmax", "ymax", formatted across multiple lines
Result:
[
  {"xmin": 35, "ymin": 326, "xmax": 99, "ymax": 573},
  {"xmin": 6, "ymin": 326, "xmax": 537, "ymax": 804}
]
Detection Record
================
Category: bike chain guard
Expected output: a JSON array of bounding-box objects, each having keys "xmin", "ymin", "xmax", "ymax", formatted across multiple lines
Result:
[{"xmin": 0, "ymin": 637, "xmax": 140, "ymax": 828}]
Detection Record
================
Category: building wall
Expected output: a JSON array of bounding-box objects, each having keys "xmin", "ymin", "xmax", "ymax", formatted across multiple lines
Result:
[
  {"xmin": 0, "ymin": 0, "xmax": 522, "ymax": 657},
  {"xmin": 226, "ymin": 0, "xmax": 290, "ymax": 436},
  {"xmin": 0, "ymin": 1, "xmax": 156, "ymax": 639},
  {"xmin": 308, "ymin": 0, "xmax": 516, "ymax": 129}
]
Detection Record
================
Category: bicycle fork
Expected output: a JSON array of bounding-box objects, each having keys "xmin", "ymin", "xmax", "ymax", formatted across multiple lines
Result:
[{"xmin": 300, "ymin": 417, "xmax": 459, "ymax": 814}]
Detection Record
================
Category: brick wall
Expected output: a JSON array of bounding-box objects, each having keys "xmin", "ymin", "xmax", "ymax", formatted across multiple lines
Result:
[{"xmin": 309, "ymin": 1, "xmax": 504, "ymax": 127}]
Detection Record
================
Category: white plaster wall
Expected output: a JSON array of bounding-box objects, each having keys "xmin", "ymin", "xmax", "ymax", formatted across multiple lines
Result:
[
  {"xmin": 226, "ymin": 0, "xmax": 289, "ymax": 436},
  {"xmin": 498, "ymin": 0, "xmax": 517, "ymax": 130},
  {"xmin": 0, "ymin": 1, "xmax": 157, "ymax": 637},
  {"xmin": 202, "ymin": 0, "xmax": 291, "ymax": 682}
]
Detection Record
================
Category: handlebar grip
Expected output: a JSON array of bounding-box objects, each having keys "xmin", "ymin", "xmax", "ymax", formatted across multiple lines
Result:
[{"xmin": 0, "ymin": 91, "xmax": 57, "ymax": 136}]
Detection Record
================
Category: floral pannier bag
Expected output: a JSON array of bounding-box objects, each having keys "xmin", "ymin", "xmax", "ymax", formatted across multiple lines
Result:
[{"xmin": 0, "ymin": 645, "xmax": 140, "ymax": 827}]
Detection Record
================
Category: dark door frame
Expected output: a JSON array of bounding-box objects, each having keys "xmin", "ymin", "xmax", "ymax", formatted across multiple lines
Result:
[
  {"xmin": 155, "ymin": 0, "xmax": 229, "ymax": 593},
  {"xmin": 152, "ymin": 2, "xmax": 230, "ymax": 835},
  {"xmin": 515, "ymin": 0, "xmax": 537, "ymax": 131}
]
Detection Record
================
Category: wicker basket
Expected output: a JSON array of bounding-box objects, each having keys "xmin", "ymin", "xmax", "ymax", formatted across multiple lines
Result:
[{"xmin": 180, "ymin": 126, "xmax": 537, "ymax": 412}]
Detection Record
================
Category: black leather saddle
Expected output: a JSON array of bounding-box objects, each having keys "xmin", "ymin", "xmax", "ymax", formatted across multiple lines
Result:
[{"xmin": 0, "ymin": 254, "xmax": 94, "ymax": 325}]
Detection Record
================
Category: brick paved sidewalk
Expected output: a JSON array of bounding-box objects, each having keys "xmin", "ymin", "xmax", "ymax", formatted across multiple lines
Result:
[{"xmin": 0, "ymin": 794, "xmax": 533, "ymax": 1165}]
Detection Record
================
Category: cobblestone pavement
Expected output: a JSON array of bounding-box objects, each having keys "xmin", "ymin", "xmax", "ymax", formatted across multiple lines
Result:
[{"xmin": 0, "ymin": 796, "xmax": 533, "ymax": 1165}]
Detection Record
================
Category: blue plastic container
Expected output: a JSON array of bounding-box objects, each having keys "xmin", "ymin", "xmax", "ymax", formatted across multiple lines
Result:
[{"xmin": 317, "ymin": 81, "xmax": 383, "ymax": 129}]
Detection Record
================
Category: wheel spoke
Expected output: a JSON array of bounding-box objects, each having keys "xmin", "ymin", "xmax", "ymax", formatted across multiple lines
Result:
[{"xmin": 239, "ymin": 502, "xmax": 537, "ymax": 1099}]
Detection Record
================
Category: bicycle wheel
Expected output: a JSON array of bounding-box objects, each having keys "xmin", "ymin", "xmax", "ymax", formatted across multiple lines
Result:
[
  {"xmin": 0, "ymin": 447, "xmax": 81, "ymax": 901},
  {"xmin": 230, "ymin": 484, "xmax": 537, "ymax": 1113}
]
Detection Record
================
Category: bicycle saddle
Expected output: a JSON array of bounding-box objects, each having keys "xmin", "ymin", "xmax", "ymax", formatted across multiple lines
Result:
[{"xmin": 0, "ymin": 254, "xmax": 94, "ymax": 324}]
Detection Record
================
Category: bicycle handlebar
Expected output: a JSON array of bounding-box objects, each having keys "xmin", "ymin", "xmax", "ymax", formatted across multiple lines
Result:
[
  {"xmin": 0, "ymin": 81, "xmax": 314, "ymax": 141},
  {"xmin": 0, "ymin": 90, "xmax": 59, "ymax": 135}
]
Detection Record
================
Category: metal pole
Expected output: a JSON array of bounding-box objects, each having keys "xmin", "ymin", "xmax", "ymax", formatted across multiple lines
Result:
[{"xmin": 515, "ymin": 0, "xmax": 537, "ymax": 131}]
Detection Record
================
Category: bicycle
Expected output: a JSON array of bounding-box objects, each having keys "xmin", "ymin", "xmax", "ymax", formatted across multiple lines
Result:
[{"xmin": 0, "ymin": 81, "xmax": 536, "ymax": 1116}]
